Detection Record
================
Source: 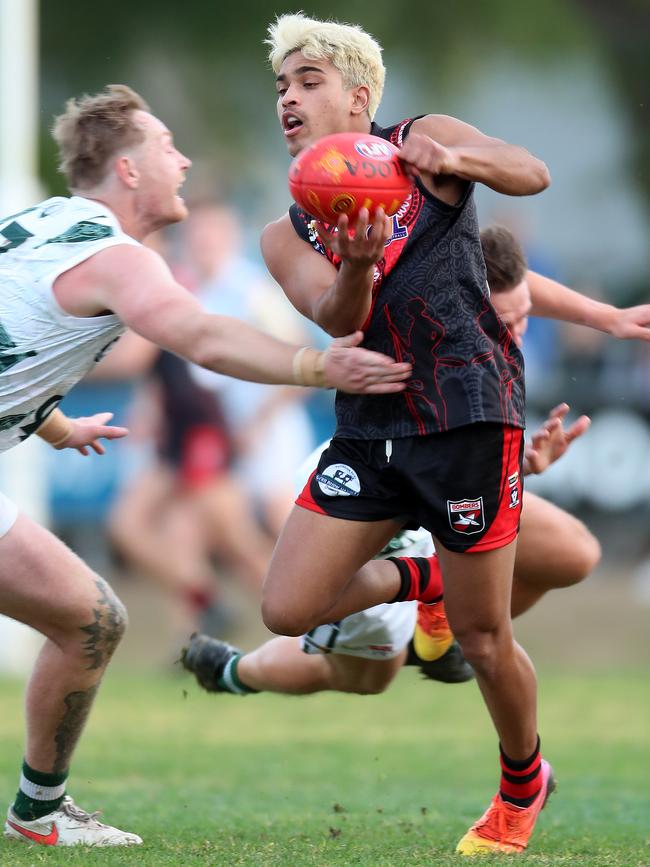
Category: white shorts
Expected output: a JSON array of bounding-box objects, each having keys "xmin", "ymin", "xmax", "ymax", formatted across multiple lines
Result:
[
  {"xmin": 300, "ymin": 526, "xmax": 434, "ymax": 660},
  {"xmin": 0, "ymin": 491, "xmax": 19, "ymax": 538},
  {"xmin": 302, "ymin": 601, "xmax": 418, "ymax": 660}
]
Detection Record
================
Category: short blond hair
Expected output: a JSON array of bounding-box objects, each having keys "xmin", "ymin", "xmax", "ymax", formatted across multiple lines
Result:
[
  {"xmin": 266, "ymin": 13, "xmax": 385, "ymax": 120},
  {"xmin": 52, "ymin": 84, "xmax": 150, "ymax": 189}
]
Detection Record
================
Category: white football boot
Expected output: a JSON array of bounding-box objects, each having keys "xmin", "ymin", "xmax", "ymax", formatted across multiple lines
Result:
[{"xmin": 4, "ymin": 795, "xmax": 142, "ymax": 846}]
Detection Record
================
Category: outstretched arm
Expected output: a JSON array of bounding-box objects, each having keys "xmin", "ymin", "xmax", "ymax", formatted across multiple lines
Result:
[
  {"xmin": 523, "ymin": 403, "xmax": 590, "ymax": 476},
  {"xmin": 37, "ymin": 408, "xmax": 129, "ymax": 456},
  {"xmin": 72, "ymin": 245, "xmax": 411, "ymax": 394},
  {"xmin": 527, "ymin": 270, "xmax": 650, "ymax": 341}
]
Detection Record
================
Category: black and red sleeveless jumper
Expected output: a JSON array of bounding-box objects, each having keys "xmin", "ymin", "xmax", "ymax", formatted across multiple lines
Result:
[{"xmin": 289, "ymin": 118, "xmax": 525, "ymax": 440}]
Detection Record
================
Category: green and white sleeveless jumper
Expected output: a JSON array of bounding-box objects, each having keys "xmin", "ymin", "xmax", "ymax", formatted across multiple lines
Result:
[{"xmin": 0, "ymin": 195, "xmax": 140, "ymax": 453}]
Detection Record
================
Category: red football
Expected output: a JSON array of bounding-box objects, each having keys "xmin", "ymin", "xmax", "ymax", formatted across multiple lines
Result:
[{"xmin": 288, "ymin": 132, "xmax": 413, "ymax": 224}]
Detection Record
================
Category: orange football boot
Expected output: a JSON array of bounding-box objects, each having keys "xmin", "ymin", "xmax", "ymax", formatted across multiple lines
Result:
[
  {"xmin": 456, "ymin": 759, "xmax": 556, "ymax": 855},
  {"xmin": 413, "ymin": 599, "xmax": 454, "ymax": 661}
]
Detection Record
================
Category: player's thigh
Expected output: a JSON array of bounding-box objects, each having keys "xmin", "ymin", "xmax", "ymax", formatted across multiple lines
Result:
[
  {"xmin": 327, "ymin": 651, "xmax": 405, "ymax": 694},
  {"xmin": 517, "ymin": 491, "xmax": 600, "ymax": 585},
  {"xmin": 434, "ymin": 538, "xmax": 518, "ymax": 636},
  {"xmin": 264, "ymin": 506, "xmax": 399, "ymax": 622},
  {"xmin": 0, "ymin": 513, "xmax": 121, "ymax": 638}
]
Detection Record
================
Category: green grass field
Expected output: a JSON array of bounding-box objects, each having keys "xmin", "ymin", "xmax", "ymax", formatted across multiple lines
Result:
[{"xmin": 0, "ymin": 668, "xmax": 648, "ymax": 866}]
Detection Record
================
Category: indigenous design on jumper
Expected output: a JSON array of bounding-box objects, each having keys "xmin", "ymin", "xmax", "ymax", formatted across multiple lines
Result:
[{"xmin": 289, "ymin": 117, "xmax": 525, "ymax": 440}]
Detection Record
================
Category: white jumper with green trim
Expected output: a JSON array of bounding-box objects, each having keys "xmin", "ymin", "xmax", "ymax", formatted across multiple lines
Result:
[{"xmin": 0, "ymin": 195, "xmax": 139, "ymax": 452}]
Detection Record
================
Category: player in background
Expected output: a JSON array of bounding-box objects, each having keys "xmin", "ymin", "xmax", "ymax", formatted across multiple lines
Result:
[
  {"xmin": 260, "ymin": 12, "xmax": 554, "ymax": 856},
  {"xmin": 184, "ymin": 218, "xmax": 650, "ymax": 694},
  {"xmin": 0, "ymin": 84, "xmax": 411, "ymax": 848}
]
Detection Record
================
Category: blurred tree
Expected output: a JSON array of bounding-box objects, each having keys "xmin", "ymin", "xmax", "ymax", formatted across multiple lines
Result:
[
  {"xmin": 574, "ymin": 0, "xmax": 650, "ymax": 217},
  {"xmin": 36, "ymin": 0, "xmax": 650, "ymax": 240},
  {"xmin": 38, "ymin": 0, "xmax": 589, "ymax": 196}
]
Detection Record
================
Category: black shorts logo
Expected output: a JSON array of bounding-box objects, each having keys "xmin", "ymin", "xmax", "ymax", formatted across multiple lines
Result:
[
  {"xmin": 316, "ymin": 463, "xmax": 361, "ymax": 497},
  {"xmin": 447, "ymin": 497, "xmax": 485, "ymax": 534}
]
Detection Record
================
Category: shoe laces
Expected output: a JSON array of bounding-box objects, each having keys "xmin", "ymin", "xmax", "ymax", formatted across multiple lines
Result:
[
  {"xmin": 474, "ymin": 795, "xmax": 528, "ymax": 846},
  {"xmin": 60, "ymin": 796, "xmax": 105, "ymax": 827}
]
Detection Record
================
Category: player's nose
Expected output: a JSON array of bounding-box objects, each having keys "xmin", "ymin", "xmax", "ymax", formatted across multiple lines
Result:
[{"xmin": 281, "ymin": 84, "xmax": 299, "ymax": 106}]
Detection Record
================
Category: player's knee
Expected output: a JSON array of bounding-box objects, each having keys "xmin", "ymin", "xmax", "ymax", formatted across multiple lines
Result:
[
  {"xmin": 332, "ymin": 666, "xmax": 391, "ymax": 695},
  {"xmin": 348, "ymin": 679, "xmax": 390, "ymax": 696},
  {"xmin": 549, "ymin": 520, "xmax": 601, "ymax": 588},
  {"xmin": 570, "ymin": 522, "xmax": 601, "ymax": 582},
  {"xmin": 56, "ymin": 579, "xmax": 128, "ymax": 665},
  {"xmin": 338, "ymin": 684, "xmax": 384, "ymax": 695},
  {"xmin": 453, "ymin": 628, "xmax": 500, "ymax": 678},
  {"xmin": 332, "ymin": 674, "xmax": 390, "ymax": 695},
  {"xmin": 84, "ymin": 589, "xmax": 127, "ymax": 668},
  {"xmin": 261, "ymin": 598, "xmax": 308, "ymax": 637},
  {"xmin": 101, "ymin": 590, "xmax": 129, "ymax": 649}
]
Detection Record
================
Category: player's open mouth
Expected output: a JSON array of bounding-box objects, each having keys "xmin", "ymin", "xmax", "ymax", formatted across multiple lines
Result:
[{"xmin": 282, "ymin": 114, "xmax": 304, "ymax": 137}]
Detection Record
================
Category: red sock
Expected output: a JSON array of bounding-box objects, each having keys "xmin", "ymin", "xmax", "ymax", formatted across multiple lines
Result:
[
  {"xmin": 388, "ymin": 555, "xmax": 443, "ymax": 604},
  {"xmin": 499, "ymin": 737, "xmax": 543, "ymax": 807}
]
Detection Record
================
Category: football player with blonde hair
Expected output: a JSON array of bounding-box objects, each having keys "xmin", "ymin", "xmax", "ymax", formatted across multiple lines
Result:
[
  {"xmin": 261, "ymin": 11, "xmax": 555, "ymax": 856},
  {"xmin": 267, "ymin": 12, "xmax": 386, "ymax": 120}
]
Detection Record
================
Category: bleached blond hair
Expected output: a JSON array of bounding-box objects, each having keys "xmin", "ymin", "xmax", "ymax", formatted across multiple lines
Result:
[{"xmin": 266, "ymin": 12, "xmax": 385, "ymax": 119}]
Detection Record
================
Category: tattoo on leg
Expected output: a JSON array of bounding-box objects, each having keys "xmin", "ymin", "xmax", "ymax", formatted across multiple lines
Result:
[
  {"xmin": 80, "ymin": 580, "xmax": 126, "ymax": 671},
  {"xmin": 53, "ymin": 685, "xmax": 99, "ymax": 774}
]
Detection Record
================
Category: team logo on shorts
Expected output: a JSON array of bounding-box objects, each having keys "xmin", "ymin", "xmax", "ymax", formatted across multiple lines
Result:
[
  {"xmin": 447, "ymin": 498, "xmax": 485, "ymax": 534},
  {"xmin": 316, "ymin": 463, "xmax": 361, "ymax": 497},
  {"xmin": 508, "ymin": 472, "xmax": 520, "ymax": 509}
]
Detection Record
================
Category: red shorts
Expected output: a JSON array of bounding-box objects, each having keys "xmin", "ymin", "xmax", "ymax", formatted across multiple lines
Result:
[{"xmin": 296, "ymin": 424, "xmax": 523, "ymax": 553}]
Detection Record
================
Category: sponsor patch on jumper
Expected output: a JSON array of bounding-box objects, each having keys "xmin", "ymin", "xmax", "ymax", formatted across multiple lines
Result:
[
  {"xmin": 316, "ymin": 463, "xmax": 361, "ymax": 497},
  {"xmin": 447, "ymin": 497, "xmax": 485, "ymax": 534}
]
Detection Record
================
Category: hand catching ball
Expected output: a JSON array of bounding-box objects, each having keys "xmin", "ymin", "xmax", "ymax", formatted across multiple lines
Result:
[{"xmin": 288, "ymin": 132, "xmax": 413, "ymax": 224}]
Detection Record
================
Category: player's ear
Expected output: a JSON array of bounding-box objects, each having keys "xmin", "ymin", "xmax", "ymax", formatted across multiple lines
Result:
[
  {"xmin": 115, "ymin": 155, "xmax": 140, "ymax": 189},
  {"xmin": 350, "ymin": 85, "xmax": 370, "ymax": 117}
]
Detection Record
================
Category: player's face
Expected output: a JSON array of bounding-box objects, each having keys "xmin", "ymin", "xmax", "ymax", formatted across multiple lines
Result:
[
  {"xmin": 130, "ymin": 111, "xmax": 192, "ymax": 227},
  {"xmin": 492, "ymin": 278, "xmax": 532, "ymax": 347},
  {"xmin": 276, "ymin": 52, "xmax": 364, "ymax": 156}
]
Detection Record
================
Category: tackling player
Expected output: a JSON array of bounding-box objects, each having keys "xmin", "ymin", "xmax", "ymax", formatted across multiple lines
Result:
[{"xmin": 0, "ymin": 84, "xmax": 411, "ymax": 848}]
